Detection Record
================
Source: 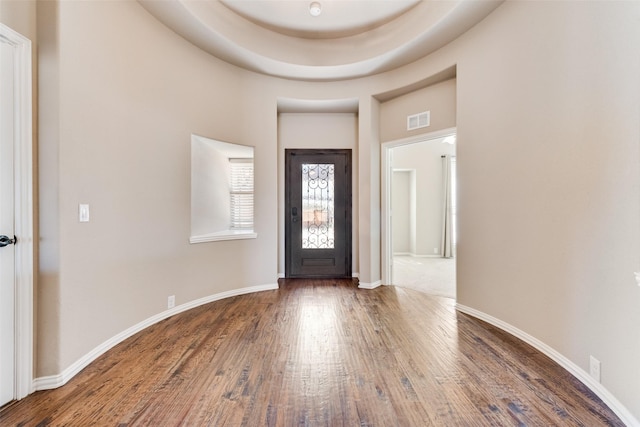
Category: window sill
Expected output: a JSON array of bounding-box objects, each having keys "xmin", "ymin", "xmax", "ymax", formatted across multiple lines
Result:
[{"xmin": 190, "ymin": 230, "xmax": 257, "ymax": 244}]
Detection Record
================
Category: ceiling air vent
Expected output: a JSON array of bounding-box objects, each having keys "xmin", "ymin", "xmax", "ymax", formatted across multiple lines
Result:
[{"xmin": 407, "ymin": 111, "xmax": 430, "ymax": 131}]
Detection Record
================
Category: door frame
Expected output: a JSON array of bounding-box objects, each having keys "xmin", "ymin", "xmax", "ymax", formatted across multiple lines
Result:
[
  {"xmin": 0, "ymin": 23, "xmax": 34, "ymax": 402},
  {"xmin": 284, "ymin": 148, "xmax": 352, "ymax": 278},
  {"xmin": 381, "ymin": 127, "xmax": 456, "ymax": 286}
]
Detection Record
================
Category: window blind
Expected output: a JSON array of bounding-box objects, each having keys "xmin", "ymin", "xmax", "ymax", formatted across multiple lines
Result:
[{"xmin": 229, "ymin": 159, "xmax": 254, "ymax": 229}]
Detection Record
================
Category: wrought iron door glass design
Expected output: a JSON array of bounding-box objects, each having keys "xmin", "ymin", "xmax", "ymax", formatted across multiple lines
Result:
[{"xmin": 302, "ymin": 163, "xmax": 335, "ymax": 249}]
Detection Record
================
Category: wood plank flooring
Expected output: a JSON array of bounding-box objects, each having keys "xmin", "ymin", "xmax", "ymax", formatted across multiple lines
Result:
[{"xmin": 0, "ymin": 279, "xmax": 625, "ymax": 426}]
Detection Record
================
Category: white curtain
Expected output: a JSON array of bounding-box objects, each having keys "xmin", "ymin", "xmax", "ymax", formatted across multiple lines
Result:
[{"xmin": 440, "ymin": 155, "xmax": 454, "ymax": 258}]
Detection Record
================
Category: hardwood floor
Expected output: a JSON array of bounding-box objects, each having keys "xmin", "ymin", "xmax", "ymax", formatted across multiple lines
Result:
[{"xmin": 0, "ymin": 279, "xmax": 624, "ymax": 426}]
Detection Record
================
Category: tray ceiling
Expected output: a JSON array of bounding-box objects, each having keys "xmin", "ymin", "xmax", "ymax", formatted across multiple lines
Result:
[{"xmin": 138, "ymin": 0, "xmax": 503, "ymax": 81}]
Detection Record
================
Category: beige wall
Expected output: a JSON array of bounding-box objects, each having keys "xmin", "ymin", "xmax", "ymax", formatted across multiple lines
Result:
[
  {"xmin": 391, "ymin": 170, "xmax": 412, "ymax": 254},
  {"xmin": 37, "ymin": 0, "xmax": 277, "ymax": 375},
  {"xmin": 13, "ymin": 0, "xmax": 640, "ymax": 422},
  {"xmin": 379, "ymin": 79, "xmax": 456, "ymax": 143},
  {"xmin": 35, "ymin": 1, "xmax": 386, "ymax": 377},
  {"xmin": 452, "ymin": 1, "xmax": 640, "ymax": 420},
  {"xmin": 1, "ymin": 1, "xmax": 37, "ymax": 39}
]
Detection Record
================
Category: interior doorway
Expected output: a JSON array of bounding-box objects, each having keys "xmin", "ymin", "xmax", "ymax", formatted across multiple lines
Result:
[
  {"xmin": 381, "ymin": 128, "xmax": 456, "ymax": 298},
  {"xmin": 285, "ymin": 149, "xmax": 352, "ymax": 278},
  {"xmin": 0, "ymin": 23, "xmax": 34, "ymax": 405},
  {"xmin": 0, "ymin": 29, "xmax": 17, "ymax": 408}
]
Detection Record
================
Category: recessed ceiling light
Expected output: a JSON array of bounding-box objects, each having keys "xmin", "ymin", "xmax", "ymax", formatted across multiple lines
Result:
[{"xmin": 309, "ymin": 2, "xmax": 322, "ymax": 17}]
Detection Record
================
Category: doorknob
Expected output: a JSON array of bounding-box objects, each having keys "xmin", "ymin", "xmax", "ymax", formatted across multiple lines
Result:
[
  {"xmin": 292, "ymin": 207, "xmax": 298, "ymax": 222},
  {"xmin": 0, "ymin": 235, "xmax": 17, "ymax": 248}
]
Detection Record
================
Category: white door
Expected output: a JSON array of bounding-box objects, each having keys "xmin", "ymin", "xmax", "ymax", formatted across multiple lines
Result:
[{"xmin": 0, "ymin": 36, "xmax": 17, "ymax": 407}]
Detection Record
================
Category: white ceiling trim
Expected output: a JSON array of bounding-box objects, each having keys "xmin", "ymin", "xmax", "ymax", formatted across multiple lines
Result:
[
  {"xmin": 138, "ymin": 0, "xmax": 503, "ymax": 81},
  {"xmin": 277, "ymin": 97, "xmax": 359, "ymax": 113}
]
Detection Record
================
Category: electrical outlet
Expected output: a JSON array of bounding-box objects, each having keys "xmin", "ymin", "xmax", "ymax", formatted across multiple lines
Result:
[
  {"xmin": 634, "ymin": 272, "xmax": 640, "ymax": 287},
  {"xmin": 168, "ymin": 295, "xmax": 175, "ymax": 309},
  {"xmin": 433, "ymin": 248, "xmax": 438, "ymax": 254},
  {"xmin": 589, "ymin": 355, "xmax": 601, "ymax": 382}
]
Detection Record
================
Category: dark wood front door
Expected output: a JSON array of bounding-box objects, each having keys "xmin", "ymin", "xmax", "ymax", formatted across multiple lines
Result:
[{"xmin": 285, "ymin": 149, "xmax": 352, "ymax": 278}]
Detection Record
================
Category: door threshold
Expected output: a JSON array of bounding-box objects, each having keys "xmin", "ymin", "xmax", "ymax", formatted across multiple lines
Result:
[{"xmin": 278, "ymin": 277, "xmax": 359, "ymax": 287}]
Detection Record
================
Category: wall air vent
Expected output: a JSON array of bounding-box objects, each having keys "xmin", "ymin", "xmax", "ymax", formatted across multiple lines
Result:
[{"xmin": 407, "ymin": 111, "xmax": 430, "ymax": 131}]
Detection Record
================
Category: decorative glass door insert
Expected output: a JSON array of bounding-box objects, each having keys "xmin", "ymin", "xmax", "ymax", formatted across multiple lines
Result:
[{"xmin": 301, "ymin": 163, "xmax": 335, "ymax": 249}]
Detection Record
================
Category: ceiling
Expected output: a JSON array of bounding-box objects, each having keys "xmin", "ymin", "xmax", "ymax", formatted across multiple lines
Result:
[
  {"xmin": 138, "ymin": 0, "xmax": 503, "ymax": 81},
  {"xmin": 219, "ymin": 0, "xmax": 420, "ymax": 39}
]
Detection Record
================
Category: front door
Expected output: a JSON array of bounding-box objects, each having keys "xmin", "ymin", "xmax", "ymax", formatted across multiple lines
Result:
[
  {"xmin": 0, "ymin": 36, "xmax": 16, "ymax": 407},
  {"xmin": 285, "ymin": 149, "xmax": 352, "ymax": 278}
]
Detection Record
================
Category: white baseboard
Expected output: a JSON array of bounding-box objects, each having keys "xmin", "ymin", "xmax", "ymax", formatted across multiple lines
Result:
[
  {"xmin": 33, "ymin": 283, "xmax": 279, "ymax": 392},
  {"xmin": 455, "ymin": 304, "xmax": 640, "ymax": 427},
  {"xmin": 358, "ymin": 280, "xmax": 382, "ymax": 289},
  {"xmin": 393, "ymin": 252, "xmax": 442, "ymax": 258}
]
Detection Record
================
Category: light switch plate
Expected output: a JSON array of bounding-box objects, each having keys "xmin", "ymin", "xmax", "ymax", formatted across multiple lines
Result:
[{"xmin": 79, "ymin": 204, "xmax": 90, "ymax": 222}]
